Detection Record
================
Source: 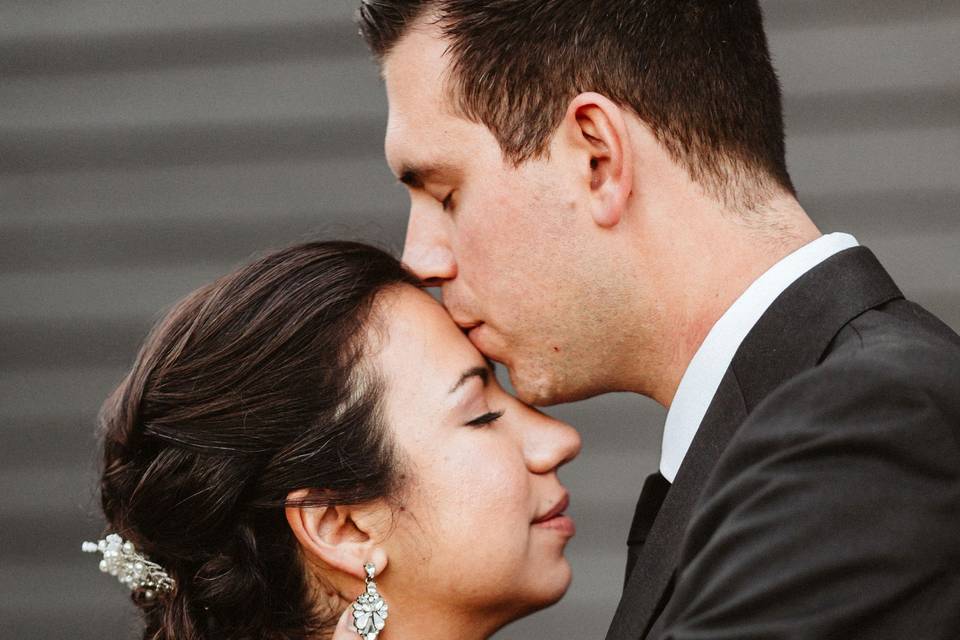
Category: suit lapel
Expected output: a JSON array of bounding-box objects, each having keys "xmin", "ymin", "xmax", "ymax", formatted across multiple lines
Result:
[
  {"xmin": 604, "ymin": 247, "xmax": 903, "ymax": 640},
  {"xmin": 605, "ymin": 367, "xmax": 748, "ymax": 640}
]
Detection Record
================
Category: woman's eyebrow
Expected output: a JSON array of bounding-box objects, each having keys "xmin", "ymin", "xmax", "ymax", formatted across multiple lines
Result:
[{"xmin": 449, "ymin": 366, "xmax": 490, "ymax": 394}]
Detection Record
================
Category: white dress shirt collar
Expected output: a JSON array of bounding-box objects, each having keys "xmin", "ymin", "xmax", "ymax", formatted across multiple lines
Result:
[{"xmin": 659, "ymin": 232, "xmax": 860, "ymax": 483}]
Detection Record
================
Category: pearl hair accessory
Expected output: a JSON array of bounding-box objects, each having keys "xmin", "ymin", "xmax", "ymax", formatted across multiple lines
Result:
[{"xmin": 82, "ymin": 533, "xmax": 175, "ymax": 600}]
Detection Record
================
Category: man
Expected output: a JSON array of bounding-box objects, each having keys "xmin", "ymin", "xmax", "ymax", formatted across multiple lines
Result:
[{"xmin": 357, "ymin": 1, "xmax": 960, "ymax": 638}]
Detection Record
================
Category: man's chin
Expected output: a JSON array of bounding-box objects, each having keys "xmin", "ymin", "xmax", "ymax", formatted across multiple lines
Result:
[
  {"xmin": 509, "ymin": 363, "xmax": 605, "ymax": 406},
  {"xmin": 473, "ymin": 334, "xmax": 587, "ymax": 405},
  {"xmin": 508, "ymin": 367, "xmax": 569, "ymax": 407}
]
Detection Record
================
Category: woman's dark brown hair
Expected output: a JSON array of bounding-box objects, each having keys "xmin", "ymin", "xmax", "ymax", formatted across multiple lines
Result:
[{"xmin": 97, "ymin": 241, "xmax": 418, "ymax": 639}]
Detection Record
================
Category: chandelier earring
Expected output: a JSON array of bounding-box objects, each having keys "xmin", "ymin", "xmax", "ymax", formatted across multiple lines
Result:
[{"xmin": 351, "ymin": 562, "xmax": 389, "ymax": 640}]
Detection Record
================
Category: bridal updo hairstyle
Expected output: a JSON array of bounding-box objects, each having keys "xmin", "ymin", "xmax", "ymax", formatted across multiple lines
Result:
[{"xmin": 96, "ymin": 241, "xmax": 418, "ymax": 639}]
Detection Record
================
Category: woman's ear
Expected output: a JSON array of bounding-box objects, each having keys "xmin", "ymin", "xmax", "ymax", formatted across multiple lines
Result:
[
  {"xmin": 284, "ymin": 489, "xmax": 389, "ymax": 581},
  {"xmin": 561, "ymin": 92, "xmax": 633, "ymax": 228}
]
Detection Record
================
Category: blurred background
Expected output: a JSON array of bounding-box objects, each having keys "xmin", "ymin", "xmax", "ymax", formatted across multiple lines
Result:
[{"xmin": 1, "ymin": 1, "xmax": 957, "ymax": 638}]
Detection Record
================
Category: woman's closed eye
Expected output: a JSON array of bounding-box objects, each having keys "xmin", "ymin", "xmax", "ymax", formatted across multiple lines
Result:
[{"xmin": 466, "ymin": 410, "xmax": 504, "ymax": 427}]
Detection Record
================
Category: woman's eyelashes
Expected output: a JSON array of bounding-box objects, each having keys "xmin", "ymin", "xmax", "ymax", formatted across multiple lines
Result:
[{"xmin": 466, "ymin": 410, "xmax": 504, "ymax": 427}]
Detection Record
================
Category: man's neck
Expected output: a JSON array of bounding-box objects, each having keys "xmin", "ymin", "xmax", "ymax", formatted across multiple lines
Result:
[{"xmin": 638, "ymin": 195, "xmax": 820, "ymax": 406}]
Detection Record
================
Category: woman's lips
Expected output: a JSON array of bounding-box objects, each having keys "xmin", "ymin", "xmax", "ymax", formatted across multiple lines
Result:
[
  {"xmin": 532, "ymin": 494, "xmax": 575, "ymax": 537},
  {"xmin": 533, "ymin": 514, "xmax": 576, "ymax": 537}
]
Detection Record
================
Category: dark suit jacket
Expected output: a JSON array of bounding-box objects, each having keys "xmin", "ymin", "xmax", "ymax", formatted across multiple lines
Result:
[{"xmin": 605, "ymin": 247, "xmax": 960, "ymax": 640}]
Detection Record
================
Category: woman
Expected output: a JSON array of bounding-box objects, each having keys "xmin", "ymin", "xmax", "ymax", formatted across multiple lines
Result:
[{"xmin": 86, "ymin": 241, "xmax": 581, "ymax": 640}]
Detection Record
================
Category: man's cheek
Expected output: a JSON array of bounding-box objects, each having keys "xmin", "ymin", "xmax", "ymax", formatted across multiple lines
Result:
[{"xmin": 457, "ymin": 225, "xmax": 502, "ymax": 265}]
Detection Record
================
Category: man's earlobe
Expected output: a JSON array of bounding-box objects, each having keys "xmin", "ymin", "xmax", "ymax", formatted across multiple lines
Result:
[{"xmin": 284, "ymin": 489, "xmax": 388, "ymax": 581}]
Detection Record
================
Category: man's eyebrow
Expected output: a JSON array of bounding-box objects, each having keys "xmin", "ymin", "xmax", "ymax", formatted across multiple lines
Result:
[{"xmin": 449, "ymin": 365, "xmax": 490, "ymax": 394}]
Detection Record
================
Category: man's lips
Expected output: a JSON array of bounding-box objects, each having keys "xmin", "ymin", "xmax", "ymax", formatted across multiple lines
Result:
[
  {"xmin": 465, "ymin": 323, "xmax": 488, "ymax": 351},
  {"xmin": 455, "ymin": 318, "xmax": 481, "ymax": 332},
  {"xmin": 450, "ymin": 314, "xmax": 491, "ymax": 353}
]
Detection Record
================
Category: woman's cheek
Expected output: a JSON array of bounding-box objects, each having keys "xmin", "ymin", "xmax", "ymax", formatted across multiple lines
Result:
[{"xmin": 473, "ymin": 451, "xmax": 531, "ymax": 525}]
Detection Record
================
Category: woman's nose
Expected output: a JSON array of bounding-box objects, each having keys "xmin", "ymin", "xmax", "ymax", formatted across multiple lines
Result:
[{"xmin": 523, "ymin": 412, "xmax": 582, "ymax": 475}]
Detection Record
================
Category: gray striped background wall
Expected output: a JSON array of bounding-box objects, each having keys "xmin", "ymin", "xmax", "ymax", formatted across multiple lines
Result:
[{"xmin": 1, "ymin": 1, "xmax": 957, "ymax": 638}]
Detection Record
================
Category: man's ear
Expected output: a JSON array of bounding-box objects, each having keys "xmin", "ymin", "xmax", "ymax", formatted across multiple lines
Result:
[
  {"xmin": 284, "ymin": 488, "xmax": 389, "ymax": 581},
  {"xmin": 561, "ymin": 92, "xmax": 633, "ymax": 228}
]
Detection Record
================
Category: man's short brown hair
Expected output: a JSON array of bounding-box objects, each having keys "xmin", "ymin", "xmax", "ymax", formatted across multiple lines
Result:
[{"xmin": 359, "ymin": 0, "xmax": 795, "ymax": 207}]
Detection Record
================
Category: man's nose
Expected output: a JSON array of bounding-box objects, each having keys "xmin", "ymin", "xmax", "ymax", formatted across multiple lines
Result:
[{"xmin": 401, "ymin": 208, "xmax": 458, "ymax": 283}]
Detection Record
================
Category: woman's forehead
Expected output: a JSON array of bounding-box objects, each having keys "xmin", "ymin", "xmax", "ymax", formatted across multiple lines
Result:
[{"xmin": 375, "ymin": 287, "xmax": 476, "ymax": 381}]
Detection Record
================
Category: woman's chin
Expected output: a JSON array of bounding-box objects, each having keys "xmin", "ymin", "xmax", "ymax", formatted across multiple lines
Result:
[
  {"xmin": 521, "ymin": 558, "xmax": 574, "ymax": 614},
  {"xmin": 478, "ymin": 560, "xmax": 574, "ymax": 638},
  {"xmin": 542, "ymin": 560, "xmax": 574, "ymax": 605}
]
